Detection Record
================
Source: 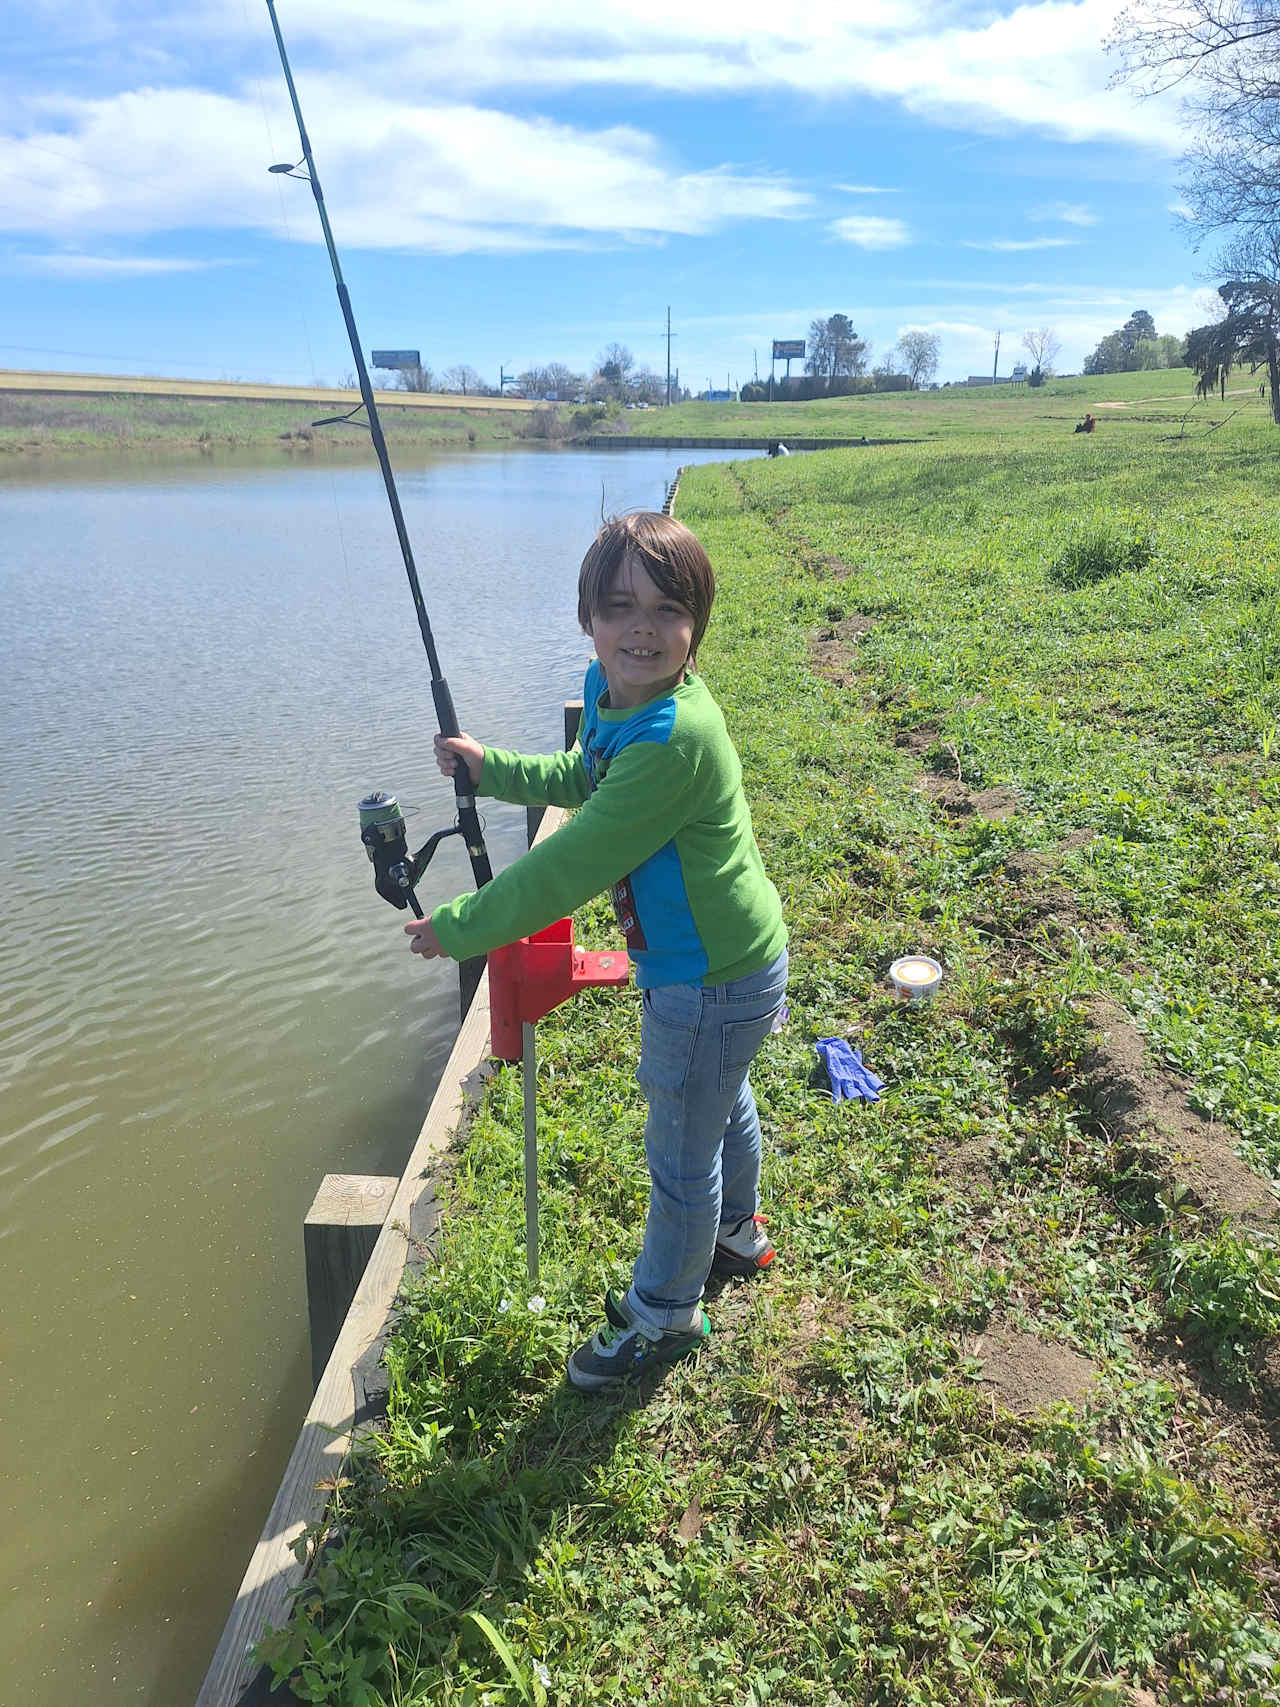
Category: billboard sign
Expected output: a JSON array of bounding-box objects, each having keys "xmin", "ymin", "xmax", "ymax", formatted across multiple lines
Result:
[
  {"xmin": 370, "ymin": 350, "xmax": 421, "ymax": 369},
  {"xmin": 772, "ymin": 339, "xmax": 805, "ymax": 359}
]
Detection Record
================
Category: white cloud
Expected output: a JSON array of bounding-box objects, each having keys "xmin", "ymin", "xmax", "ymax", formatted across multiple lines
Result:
[
  {"xmin": 834, "ymin": 183, "xmax": 898, "ymax": 194},
  {"xmin": 1031, "ymin": 201, "xmax": 1098, "ymax": 225},
  {"xmin": 0, "ymin": 84, "xmax": 810, "ymax": 250},
  {"xmin": 868, "ymin": 282, "xmax": 1226, "ymax": 378},
  {"xmin": 831, "ymin": 215, "xmax": 911, "ymax": 249},
  {"xmin": 962, "ymin": 236, "xmax": 1079, "ymax": 251},
  {"xmin": 16, "ymin": 252, "xmax": 221, "ymax": 276},
  {"xmin": 10, "ymin": 0, "xmax": 1191, "ymax": 153},
  {"xmin": 1168, "ymin": 199, "xmax": 1195, "ymax": 219}
]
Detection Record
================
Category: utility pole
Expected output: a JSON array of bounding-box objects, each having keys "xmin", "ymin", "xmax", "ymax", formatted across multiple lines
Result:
[
  {"xmin": 665, "ymin": 306, "xmax": 676, "ymax": 407},
  {"xmin": 991, "ymin": 331, "xmax": 1000, "ymax": 388}
]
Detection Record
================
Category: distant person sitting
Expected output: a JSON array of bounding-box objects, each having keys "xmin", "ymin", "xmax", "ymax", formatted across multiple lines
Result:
[{"xmin": 1074, "ymin": 413, "xmax": 1096, "ymax": 434}]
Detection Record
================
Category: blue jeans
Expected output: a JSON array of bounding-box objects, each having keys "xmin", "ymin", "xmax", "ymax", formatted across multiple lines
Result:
[{"xmin": 627, "ymin": 948, "xmax": 789, "ymax": 1334}]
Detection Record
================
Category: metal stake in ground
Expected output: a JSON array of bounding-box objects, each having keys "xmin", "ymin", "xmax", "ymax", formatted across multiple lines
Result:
[{"xmin": 522, "ymin": 1021, "xmax": 539, "ymax": 1283}]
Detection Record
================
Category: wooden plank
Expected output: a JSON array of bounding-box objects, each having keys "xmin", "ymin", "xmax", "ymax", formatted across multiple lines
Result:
[
  {"xmin": 197, "ymin": 804, "xmax": 570, "ymax": 1707},
  {"xmin": 303, "ymin": 1175, "xmax": 397, "ymax": 1390}
]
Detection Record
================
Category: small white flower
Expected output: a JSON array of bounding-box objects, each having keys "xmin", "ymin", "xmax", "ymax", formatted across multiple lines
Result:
[
  {"xmin": 497, "ymin": 1298, "xmax": 512, "ymax": 1314},
  {"xmin": 534, "ymin": 1661, "xmax": 552, "ymax": 1688},
  {"xmin": 527, "ymin": 1295, "xmax": 547, "ymax": 1314}
]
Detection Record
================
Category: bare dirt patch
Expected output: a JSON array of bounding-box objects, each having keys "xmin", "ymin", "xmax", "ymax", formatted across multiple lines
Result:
[
  {"xmin": 1080, "ymin": 998, "xmax": 1277, "ymax": 1227},
  {"xmin": 969, "ymin": 1318, "xmax": 1099, "ymax": 1417},
  {"xmin": 934, "ymin": 1135, "xmax": 997, "ymax": 1198},
  {"xmin": 916, "ymin": 772, "xmax": 1021, "ymax": 818},
  {"xmin": 807, "ymin": 616, "xmax": 877, "ymax": 687},
  {"xmin": 893, "ymin": 726, "xmax": 941, "ymax": 754},
  {"xmin": 814, "ymin": 554, "xmax": 857, "ymax": 579}
]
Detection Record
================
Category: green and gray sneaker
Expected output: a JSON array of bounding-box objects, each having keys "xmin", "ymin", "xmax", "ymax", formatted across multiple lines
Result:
[{"xmin": 568, "ymin": 1310, "xmax": 710, "ymax": 1392}]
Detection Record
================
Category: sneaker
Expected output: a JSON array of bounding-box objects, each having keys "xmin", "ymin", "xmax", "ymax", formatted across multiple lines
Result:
[
  {"xmin": 711, "ymin": 1213, "xmax": 775, "ymax": 1278},
  {"xmin": 568, "ymin": 1312, "xmax": 710, "ymax": 1392},
  {"xmin": 603, "ymin": 1288, "xmax": 635, "ymax": 1330}
]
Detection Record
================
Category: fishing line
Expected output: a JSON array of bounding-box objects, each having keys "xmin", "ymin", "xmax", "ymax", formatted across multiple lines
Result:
[
  {"xmin": 240, "ymin": 0, "xmax": 390, "ymax": 689},
  {"xmin": 263, "ymin": 0, "xmax": 494, "ymax": 916}
]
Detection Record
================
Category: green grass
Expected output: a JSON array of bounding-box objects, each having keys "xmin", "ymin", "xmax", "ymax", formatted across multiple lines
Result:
[
  {"xmin": 259, "ymin": 402, "xmax": 1280, "ymax": 1705},
  {"xmin": 615, "ymin": 366, "xmax": 1266, "ymax": 443},
  {"xmin": 0, "ymin": 390, "xmax": 527, "ymax": 457}
]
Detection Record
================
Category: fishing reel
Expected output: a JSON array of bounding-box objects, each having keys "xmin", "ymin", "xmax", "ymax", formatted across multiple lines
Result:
[{"xmin": 357, "ymin": 791, "xmax": 466, "ymax": 915}]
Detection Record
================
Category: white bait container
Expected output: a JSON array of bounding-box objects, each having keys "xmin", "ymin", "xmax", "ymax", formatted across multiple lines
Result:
[{"xmin": 889, "ymin": 955, "xmax": 943, "ymax": 1002}]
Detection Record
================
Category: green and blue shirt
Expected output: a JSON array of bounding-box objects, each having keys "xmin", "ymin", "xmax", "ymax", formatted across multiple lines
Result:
[{"xmin": 431, "ymin": 660, "xmax": 785, "ymax": 988}]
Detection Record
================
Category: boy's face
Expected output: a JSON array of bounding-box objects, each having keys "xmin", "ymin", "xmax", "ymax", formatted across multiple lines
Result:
[{"xmin": 588, "ymin": 554, "xmax": 694, "ymax": 709}]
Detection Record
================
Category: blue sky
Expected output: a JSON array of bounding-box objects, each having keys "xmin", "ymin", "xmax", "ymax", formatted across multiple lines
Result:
[{"xmin": 0, "ymin": 0, "xmax": 1219, "ymax": 389}]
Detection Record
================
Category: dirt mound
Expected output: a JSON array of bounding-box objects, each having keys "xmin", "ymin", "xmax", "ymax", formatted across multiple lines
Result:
[
  {"xmin": 969, "ymin": 1318, "xmax": 1099, "ymax": 1416},
  {"xmin": 916, "ymin": 772, "xmax": 1021, "ymax": 818},
  {"xmin": 894, "ymin": 726, "xmax": 940, "ymax": 754},
  {"xmin": 1080, "ymin": 999, "xmax": 1277, "ymax": 1227}
]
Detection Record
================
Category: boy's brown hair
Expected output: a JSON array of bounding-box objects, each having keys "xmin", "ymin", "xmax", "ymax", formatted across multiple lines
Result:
[{"xmin": 577, "ymin": 511, "xmax": 716, "ymax": 662}]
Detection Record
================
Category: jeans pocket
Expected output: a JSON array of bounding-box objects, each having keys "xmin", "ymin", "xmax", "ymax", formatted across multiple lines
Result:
[
  {"xmin": 639, "ymin": 984, "xmax": 700, "ymax": 1097},
  {"xmin": 719, "ymin": 1008, "xmax": 783, "ymax": 1094}
]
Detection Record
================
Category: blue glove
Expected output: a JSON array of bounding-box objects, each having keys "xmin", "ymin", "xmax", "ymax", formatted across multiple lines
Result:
[{"xmin": 815, "ymin": 1037, "xmax": 885, "ymax": 1103}]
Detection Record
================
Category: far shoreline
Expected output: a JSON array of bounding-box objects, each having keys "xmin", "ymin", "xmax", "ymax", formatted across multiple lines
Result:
[{"xmin": 0, "ymin": 372, "xmax": 540, "ymax": 461}]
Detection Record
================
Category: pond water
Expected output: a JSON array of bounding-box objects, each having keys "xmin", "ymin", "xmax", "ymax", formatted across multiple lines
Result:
[{"xmin": 0, "ymin": 443, "xmax": 756, "ymax": 1705}]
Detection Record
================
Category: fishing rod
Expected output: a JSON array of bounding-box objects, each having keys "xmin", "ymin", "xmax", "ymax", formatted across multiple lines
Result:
[{"xmin": 264, "ymin": 0, "xmax": 493, "ymax": 917}]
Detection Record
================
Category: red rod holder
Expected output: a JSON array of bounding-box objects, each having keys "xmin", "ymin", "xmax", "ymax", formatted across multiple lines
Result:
[{"xmin": 488, "ymin": 918, "xmax": 629, "ymax": 1061}]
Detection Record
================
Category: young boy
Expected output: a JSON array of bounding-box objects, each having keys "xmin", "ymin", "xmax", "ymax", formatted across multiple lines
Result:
[{"xmin": 405, "ymin": 511, "xmax": 788, "ymax": 1391}]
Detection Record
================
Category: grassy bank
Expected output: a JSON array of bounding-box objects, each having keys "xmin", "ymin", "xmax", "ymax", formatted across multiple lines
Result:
[
  {"xmin": 614, "ymin": 367, "xmax": 1267, "ymax": 443},
  {"xmin": 260, "ymin": 407, "xmax": 1280, "ymax": 1705},
  {"xmin": 0, "ymin": 389, "xmax": 529, "ymax": 458}
]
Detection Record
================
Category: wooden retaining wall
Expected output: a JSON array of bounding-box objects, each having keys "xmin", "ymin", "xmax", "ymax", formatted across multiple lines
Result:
[{"xmin": 196, "ymin": 808, "xmax": 569, "ymax": 1706}]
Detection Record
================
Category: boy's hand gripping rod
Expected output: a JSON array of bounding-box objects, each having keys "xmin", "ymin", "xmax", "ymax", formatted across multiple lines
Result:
[{"xmin": 265, "ymin": 0, "xmax": 493, "ymax": 913}]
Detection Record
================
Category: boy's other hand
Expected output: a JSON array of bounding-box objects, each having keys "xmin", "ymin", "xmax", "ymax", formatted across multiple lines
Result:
[
  {"xmin": 405, "ymin": 916, "xmax": 451, "ymax": 960},
  {"xmin": 434, "ymin": 733, "xmax": 484, "ymax": 786}
]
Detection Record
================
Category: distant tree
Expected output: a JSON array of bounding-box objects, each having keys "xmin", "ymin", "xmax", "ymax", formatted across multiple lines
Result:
[
  {"xmin": 1084, "ymin": 311, "xmax": 1161, "ymax": 374},
  {"xmin": 630, "ymin": 368, "xmax": 666, "ymax": 405},
  {"xmin": 542, "ymin": 362, "xmax": 584, "ymax": 399},
  {"xmin": 896, "ymin": 328, "xmax": 941, "ymax": 388},
  {"xmin": 1108, "ymin": 1, "xmax": 1280, "ymax": 242},
  {"xmin": 1133, "ymin": 334, "xmax": 1185, "ymax": 369},
  {"xmin": 805, "ymin": 314, "xmax": 869, "ymax": 389},
  {"xmin": 1121, "ymin": 310, "xmax": 1158, "ymax": 361},
  {"xmin": 1083, "ymin": 332, "xmax": 1124, "ymax": 376},
  {"xmin": 1185, "ymin": 233, "xmax": 1280, "ymax": 421},
  {"xmin": 595, "ymin": 344, "xmax": 635, "ymax": 400},
  {"xmin": 441, "ymin": 364, "xmax": 486, "ymax": 394},
  {"xmin": 394, "ymin": 363, "xmax": 436, "ymax": 392},
  {"xmin": 1021, "ymin": 326, "xmax": 1061, "ymax": 384}
]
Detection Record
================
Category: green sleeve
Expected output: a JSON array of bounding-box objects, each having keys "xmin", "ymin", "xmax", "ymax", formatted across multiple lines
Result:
[
  {"xmin": 477, "ymin": 744, "xmax": 591, "ymax": 808},
  {"xmin": 432, "ymin": 740, "xmax": 697, "ymax": 960}
]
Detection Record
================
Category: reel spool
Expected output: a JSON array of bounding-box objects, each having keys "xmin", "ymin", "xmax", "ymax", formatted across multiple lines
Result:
[
  {"xmin": 358, "ymin": 790, "xmax": 468, "ymax": 915},
  {"xmin": 358, "ymin": 791, "xmax": 416, "ymax": 910}
]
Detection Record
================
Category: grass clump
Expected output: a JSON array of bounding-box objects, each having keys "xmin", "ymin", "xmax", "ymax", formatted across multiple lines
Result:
[
  {"xmin": 1048, "ymin": 513, "xmax": 1155, "ymax": 589},
  {"xmin": 260, "ymin": 405, "xmax": 1280, "ymax": 1705}
]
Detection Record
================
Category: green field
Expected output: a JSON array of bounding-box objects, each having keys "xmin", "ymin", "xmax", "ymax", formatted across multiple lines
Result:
[
  {"xmin": 617, "ymin": 366, "xmax": 1267, "ymax": 442},
  {"xmin": 259, "ymin": 398, "xmax": 1280, "ymax": 1705},
  {"xmin": 0, "ymin": 388, "xmax": 529, "ymax": 458}
]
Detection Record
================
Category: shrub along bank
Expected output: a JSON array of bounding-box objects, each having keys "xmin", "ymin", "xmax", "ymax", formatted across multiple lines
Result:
[{"xmin": 261, "ymin": 414, "xmax": 1280, "ymax": 1705}]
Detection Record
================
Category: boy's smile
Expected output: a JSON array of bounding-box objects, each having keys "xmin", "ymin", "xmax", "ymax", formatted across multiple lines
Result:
[{"xmin": 590, "ymin": 556, "xmax": 695, "ymax": 709}]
